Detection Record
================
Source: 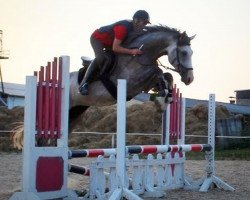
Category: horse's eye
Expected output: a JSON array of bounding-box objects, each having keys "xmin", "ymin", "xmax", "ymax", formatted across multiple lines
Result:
[{"xmin": 181, "ymin": 51, "xmax": 187, "ymax": 57}]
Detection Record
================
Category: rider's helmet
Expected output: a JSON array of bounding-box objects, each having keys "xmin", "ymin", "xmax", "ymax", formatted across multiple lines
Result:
[{"xmin": 133, "ymin": 10, "xmax": 150, "ymax": 24}]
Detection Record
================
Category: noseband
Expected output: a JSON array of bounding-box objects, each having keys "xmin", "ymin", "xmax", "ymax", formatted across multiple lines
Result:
[
  {"xmin": 169, "ymin": 46, "xmax": 193, "ymax": 73},
  {"xmin": 158, "ymin": 45, "xmax": 193, "ymax": 75}
]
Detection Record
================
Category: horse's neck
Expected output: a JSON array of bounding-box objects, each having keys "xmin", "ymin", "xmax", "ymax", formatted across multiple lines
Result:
[
  {"xmin": 108, "ymin": 32, "xmax": 177, "ymax": 95},
  {"xmin": 141, "ymin": 33, "xmax": 176, "ymax": 59},
  {"xmin": 109, "ymin": 32, "xmax": 176, "ymax": 81}
]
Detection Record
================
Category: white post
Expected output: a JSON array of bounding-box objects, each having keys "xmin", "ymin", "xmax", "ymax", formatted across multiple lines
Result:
[
  {"xmin": 109, "ymin": 79, "xmax": 143, "ymax": 200},
  {"xmin": 162, "ymin": 104, "xmax": 170, "ymax": 145},
  {"xmin": 58, "ymin": 56, "xmax": 71, "ymax": 198},
  {"xmin": 22, "ymin": 76, "xmax": 38, "ymax": 193},
  {"xmin": 208, "ymin": 94, "xmax": 216, "ymax": 174},
  {"xmin": 112, "ymin": 134, "xmax": 115, "ymax": 148},
  {"xmin": 178, "ymin": 98, "xmax": 186, "ymax": 145},
  {"xmin": 200, "ymin": 94, "xmax": 235, "ymax": 192},
  {"xmin": 116, "ymin": 79, "xmax": 127, "ymax": 187},
  {"xmin": 58, "ymin": 56, "xmax": 70, "ymax": 147}
]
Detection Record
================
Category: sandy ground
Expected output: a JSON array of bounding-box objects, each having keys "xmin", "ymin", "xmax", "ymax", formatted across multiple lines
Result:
[{"xmin": 0, "ymin": 152, "xmax": 249, "ymax": 200}]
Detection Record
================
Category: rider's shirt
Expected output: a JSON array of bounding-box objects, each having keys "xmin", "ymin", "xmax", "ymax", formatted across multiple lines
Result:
[{"xmin": 93, "ymin": 20, "xmax": 133, "ymax": 47}]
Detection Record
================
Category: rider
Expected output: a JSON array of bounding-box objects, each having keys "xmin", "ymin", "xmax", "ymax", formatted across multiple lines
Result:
[{"xmin": 79, "ymin": 10, "xmax": 151, "ymax": 95}]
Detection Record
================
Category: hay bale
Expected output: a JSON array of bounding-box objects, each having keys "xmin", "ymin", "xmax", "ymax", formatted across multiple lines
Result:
[{"xmin": 216, "ymin": 105, "xmax": 232, "ymax": 119}]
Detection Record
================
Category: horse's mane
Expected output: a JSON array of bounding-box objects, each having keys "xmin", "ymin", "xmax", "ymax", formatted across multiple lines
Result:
[
  {"xmin": 124, "ymin": 24, "xmax": 190, "ymax": 46},
  {"xmin": 144, "ymin": 24, "xmax": 181, "ymax": 36}
]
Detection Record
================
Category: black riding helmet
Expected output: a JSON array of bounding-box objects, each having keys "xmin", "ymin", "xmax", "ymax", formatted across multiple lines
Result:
[{"xmin": 133, "ymin": 10, "xmax": 150, "ymax": 23}]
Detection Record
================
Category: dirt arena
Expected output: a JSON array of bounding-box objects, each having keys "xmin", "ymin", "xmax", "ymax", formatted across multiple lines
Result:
[{"xmin": 1, "ymin": 152, "xmax": 249, "ymax": 200}]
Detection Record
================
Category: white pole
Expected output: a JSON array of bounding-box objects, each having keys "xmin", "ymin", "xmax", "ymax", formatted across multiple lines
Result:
[
  {"xmin": 162, "ymin": 104, "xmax": 170, "ymax": 145},
  {"xmin": 179, "ymin": 98, "xmax": 186, "ymax": 145},
  {"xmin": 110, "ymin": 79, "xmax": 143, "ymax": 200},
  {"xmin": 208, "ymin": 94, "xmax": 216, "ymax": 174},
  {"xmin": 22, "ymin": 76, "xmax": 37, "ymax": 192},
  {"xmin": 116, "ymin": 79, "xmax": 127, "ymax": 187},
  {"xmin": 58, "ymin": 56, "xmax": 70, "ymax": 147},
  {"xmin": 112, "ymin": 134, "xmax": 115, "ymax": 148}
]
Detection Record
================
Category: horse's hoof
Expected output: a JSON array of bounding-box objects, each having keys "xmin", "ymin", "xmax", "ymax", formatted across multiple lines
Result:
[
  {"xmin": 79, "ymin": 89, "xmax": 89, "ymax": 95},
  {"xmin": 79, "ymin": 83, "xmax": 89, "ymax": 95},
  {"xmin": 165, "ymin": 96, "xmax": 173, "ymax": 104}
]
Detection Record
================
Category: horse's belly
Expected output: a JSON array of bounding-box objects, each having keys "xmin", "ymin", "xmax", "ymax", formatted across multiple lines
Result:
[{"xmin": 70, "ymin": 81, "xmax": 116, "ymax": 108}]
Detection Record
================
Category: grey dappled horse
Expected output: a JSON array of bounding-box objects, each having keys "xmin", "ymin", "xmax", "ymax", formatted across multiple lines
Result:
[{"xmin": 69, "ymin": 25, "xmax": 195, "ymax": 117}]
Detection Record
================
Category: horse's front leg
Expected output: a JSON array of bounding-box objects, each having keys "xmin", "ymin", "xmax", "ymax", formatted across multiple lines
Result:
[
  {"xmin": 154, "ymin": 72, "xmax": 174, "ymax": 111},
  {"xmin": 163, "ymin": 72, "xmax": 173, "ymax": 104},
  {"xmin": 156, "ymin": 72, "xmax": 174, "ymax": 103}
]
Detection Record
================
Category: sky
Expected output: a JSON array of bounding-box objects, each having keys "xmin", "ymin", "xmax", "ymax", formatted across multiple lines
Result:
[{"xmin": 0, "ymin": 0, "xmax": 250, "ymax": 102}]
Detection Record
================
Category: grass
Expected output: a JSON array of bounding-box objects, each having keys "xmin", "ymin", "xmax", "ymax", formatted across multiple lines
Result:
[
  {"xmin": 215, "ymin": 147, "xmax": 250, "ymax": 160},
  {"xmin": 186, "ymin": 147, "xmax": 250, "ymax": 161}
]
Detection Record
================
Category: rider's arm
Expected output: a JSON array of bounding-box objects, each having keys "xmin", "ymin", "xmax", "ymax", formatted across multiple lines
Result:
[
  {"xmin": 113, "ymin": 25, "xmax": 142, "ymax": 55},
  {"xmin": 113, "ymin": 39, "xmax": 142, "ymax": 55}
]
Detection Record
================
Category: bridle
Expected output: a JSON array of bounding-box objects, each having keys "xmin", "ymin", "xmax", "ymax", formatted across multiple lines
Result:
[
  {"xmin": 158, "ymin": 40, "xmax": 193, "ymax": 74},
  {"xmin": 157, "ymin": 59, "xmax": 178, "ymax": 72}
]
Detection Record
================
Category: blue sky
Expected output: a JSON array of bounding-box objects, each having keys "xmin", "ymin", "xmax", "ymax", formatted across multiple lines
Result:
[{"xmin": 0, "ymin": 0, "xmax": 250, "ymax": 102}]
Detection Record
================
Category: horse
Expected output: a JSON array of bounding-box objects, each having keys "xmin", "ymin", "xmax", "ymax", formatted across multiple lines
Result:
[
  {"xmin": 69, "ymin": 25, "xmax": 195, "ymax": 117},
  {"xmin": 12, "ymin": 25, "xmax": 195, "ymax": 149}
]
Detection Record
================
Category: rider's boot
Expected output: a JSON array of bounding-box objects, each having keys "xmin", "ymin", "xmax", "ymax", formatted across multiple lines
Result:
[{"xmin": 79, "ymin": 59, "xmax": 97, "ymax": 95}]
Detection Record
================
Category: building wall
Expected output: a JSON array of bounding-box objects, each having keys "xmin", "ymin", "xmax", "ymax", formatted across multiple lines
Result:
[
  {"xmin": 7, "ymin": 96, "xmax": 24, "ymax": 109},
  {"xmin": 235, "ymin": 90, "xmax": 250, "ymax": 106},
  {"xmin": 236, "ymin": 99, "xmax": 250, "ymax": 106}
]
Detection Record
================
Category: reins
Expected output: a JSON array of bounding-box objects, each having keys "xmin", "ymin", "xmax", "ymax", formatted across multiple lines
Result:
[{"xmin": 157, "ymin": 59, "xmax": 179, "ymax": 73}]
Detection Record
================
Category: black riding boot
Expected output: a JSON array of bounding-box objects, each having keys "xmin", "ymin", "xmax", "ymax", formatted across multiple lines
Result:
[{"xmin": 79, "ymin": 59, "xmax": 97, "ymax": 95}]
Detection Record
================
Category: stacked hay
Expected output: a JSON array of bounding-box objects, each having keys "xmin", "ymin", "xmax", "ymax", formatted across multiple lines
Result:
[
  {"xmin": 0, "ymin": 106, "xmax": 24, "ymax": 151},
  {"xmin": 0, "ymin": 101, "xmax": 233, "ymax": 151},
  {"xmin": 69, "ymin": 101, "xmax": 162, "ymax": 149},
  {"xmin": 69, "ymin": 102, "xmax": 233, "ymax": 149},
  {"xmin": 185, "ymin": 104, "xmax": 232, "ymax": 144},
  {"xmin": 0, "ymin": 106, "xmax": 24, "ymax": 130}
]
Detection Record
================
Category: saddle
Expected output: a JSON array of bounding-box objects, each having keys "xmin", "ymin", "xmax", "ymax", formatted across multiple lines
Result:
[
  {"xmin": 78, "ymin": 51, "xmax": 116, "ymax": 85},
  {"xmin": 78, "ymin": 51, "xmax": 120, "ymax": 99}
]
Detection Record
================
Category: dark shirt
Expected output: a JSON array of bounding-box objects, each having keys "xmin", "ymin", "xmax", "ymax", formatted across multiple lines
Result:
[{"xmin": 92, "ymin": 20, "xmax": 133, "ymax": 47}]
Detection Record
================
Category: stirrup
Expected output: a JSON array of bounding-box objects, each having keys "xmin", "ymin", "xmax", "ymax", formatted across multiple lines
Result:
[{"xmin": 79, "ymin": 83, "xmax": 89, "ymax": 95}]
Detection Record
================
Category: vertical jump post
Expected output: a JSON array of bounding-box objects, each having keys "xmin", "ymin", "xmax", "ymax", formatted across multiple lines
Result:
[{"xmin": 109, "ymin": 79, "xmax": 143, "ymax": 200}]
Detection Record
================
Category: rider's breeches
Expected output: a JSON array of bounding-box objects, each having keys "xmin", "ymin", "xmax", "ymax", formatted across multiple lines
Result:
[{"xmin": 90, "ymin": 34, "xmax": 106, "ymax": 66}]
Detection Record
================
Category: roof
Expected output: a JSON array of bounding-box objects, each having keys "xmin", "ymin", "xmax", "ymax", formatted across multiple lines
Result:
[
  {"xmin": 186, "ymin": 98, "xmax": 250, "ymax": 115},
  {"xmin": 0, "ymin": 82, "xmax": 25, "ymax": 97},
  {"xmin": 234, "ymin": 89, "xmax": 250, "ymax": 92}
]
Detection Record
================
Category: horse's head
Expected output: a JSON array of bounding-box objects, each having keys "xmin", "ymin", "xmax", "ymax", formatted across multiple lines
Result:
[
  {"xmin": 128, "ymin": 26, "xmax": 195, "ymax": 86},
  {"xmin": 119, "ymin": 26, "xmax": 196, "ymax": 111},
  {"xmin": 166, "ymin": 32, "xmax": 195, "ymax": 85}
]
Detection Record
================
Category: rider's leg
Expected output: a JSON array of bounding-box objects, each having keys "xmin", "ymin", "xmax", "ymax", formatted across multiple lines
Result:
[
  {"xmin": 79, "ymin": 59, "xmax": 98, "ymax": 95},
  {"xmin": 78, "ymin": 34, "xmax": 104, "ymax": 95}
]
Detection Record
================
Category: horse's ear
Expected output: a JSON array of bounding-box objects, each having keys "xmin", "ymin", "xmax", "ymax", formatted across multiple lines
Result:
[
  {"xmin": 180, "ymin": 31, "xmax": 186, "ymax": 38},
  {"xmin": 189, "ymin": 34, "xmax": 196, "ymax": 40},
  {"xmin": 179, "ymin": 31, "xmax": 188, "ymax": 40}
]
